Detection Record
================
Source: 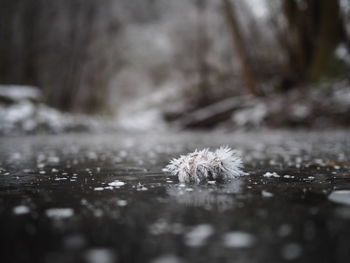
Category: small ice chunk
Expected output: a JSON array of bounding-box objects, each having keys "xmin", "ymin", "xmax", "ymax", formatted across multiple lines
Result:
[
  {"xmin": 94, "ymin": 187, "xmax": 104, "ymax": 191},
  {"xmin": 184, "ymin": 224, "xmax": 214, "ymax": 247},
  {"xmin": 108, "ymin": 180, "xmax": 126, "ymax": 187},
  {"xmin": 46, "ymin": 208, "xmax": 74, "ymax": 219},
  {"xmin": 263, "ymin": 172, "xmax": 280, "ymax": 178},
  {"xmin": 13, "ymin": 205, "xmax": 30, "ymax": 215},
  {"xmin": 283, "ymin": 175, "xmax": 294, "ymax": 179},
  {"xmin": 136, "ymin": 183, "xmax": 148, "ymax": 191},
  {"xmin": 222, "ymin": 231, "xmax": 255, "ymax": 248},
  {"xmin": 117, "ymin": 200, "xmax": 128, "ymax": 206},
  {"xmin": 281, "ymin": 243, "xmax": 302, "ymax": 260},
  {"xmin": 84, "ymin": 248, "xmax": 116, "ymax": 263},
  {"xmin": 262, "ymin": 190, "xmax": 274, "ymax": 197},
  {"xmin": 48, "ymin": 156, "xmax": 60, "ymax": 164},
  {"xmin": 54, "ymin": 177, "xmax": 68, "ymax": 181},
  {"xmin": 328, "ymin": 190, "xmax": 350, "ymax": 205},
  {"xmin": 51, "ymin": 168, "xmax": 59, "ymax": 172},
  {"xmin": 151, "ymin": 254, "xmax": 183, "ymax": 263}
]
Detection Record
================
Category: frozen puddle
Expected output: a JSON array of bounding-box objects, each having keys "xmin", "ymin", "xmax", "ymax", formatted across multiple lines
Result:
[{"xmin": 328, "ymin": 190, "xmax": 350, "ymax": 205}]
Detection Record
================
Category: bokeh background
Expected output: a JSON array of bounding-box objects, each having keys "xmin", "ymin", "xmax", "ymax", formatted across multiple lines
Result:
[{"xmin": 0, "ymin": 0, "xmax": 350, "ymax": 133}]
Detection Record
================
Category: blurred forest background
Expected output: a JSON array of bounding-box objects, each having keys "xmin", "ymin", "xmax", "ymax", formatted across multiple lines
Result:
[{"xmin": 0, "ymin": 0, "xmax": 350, "ymax": 133}]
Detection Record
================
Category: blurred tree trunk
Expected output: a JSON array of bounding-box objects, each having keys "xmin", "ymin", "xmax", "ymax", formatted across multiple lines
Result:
[
  {"xmin": 0, "ymin": 0, "xmax": 121, "ymax": 114},
  {"xmin": 221, "ymin": 0, "xmax": 260, "ymax": 96},
  {"xmin": 281, "ymin": 0, "xmax": 344, "ymax": 85},
  {"xmin": 194, "ymin": 0, "xmax": 212, "ymax": 107},
  {"xmin": 309, "ymin": 0, "xmax": 344, "ymax": 80}
]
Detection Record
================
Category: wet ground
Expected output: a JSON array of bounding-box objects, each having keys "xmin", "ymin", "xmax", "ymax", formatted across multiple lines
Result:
[{"xmin": 0, "ymin": 130, "xmax": 350, "ymax": 263}]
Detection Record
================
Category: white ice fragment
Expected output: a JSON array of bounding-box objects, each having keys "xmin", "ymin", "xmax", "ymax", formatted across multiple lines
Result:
[
  {"xmin": 223, "ymin": 231, "xmax": 255, "ymax": 248},
  {"xmin": 165, "ymin": 146, "xmax": 244, "ymax": 183},
  {"xmin": 222, "ymin": 231, "xmax": 255, "ymax": 248},
  {"xmin": 151, "ymin": 254, "xmax": 182, "ymax": 263},
  {"xmin": 39, "ymin": 171, "xmax": 46, "ymax": 174},
  {"xmin": 108, "ymin": 180, "xmax": 126, "ymax": 187},
  {"xmin": 94, "ymin": 187, "xmax": 104, "ymax": 191},
  {"xmin": 54, "ymin": 177, "xmax": 67, "ymax": 181},
  {"xmin": 84, "ymin": 248, "xmax": 116, "ymax": 263},
  {"xmin": 136, "ymin": 183, "xmax": 148, "ymax": 191},
  {"xmin": 283, "ymin": 175, "xmax": 294, "ymax": 179},
  {"xmin": 262, "ymin": 190, "xmax": 274, "ymax": 197},
  {"xmin": 13, "ymin": 205, "xmax": 30, "ymax": 215},
  {"xmin": 37, "ymin": 163, "xmax": 45, "ymax": 168},
  {"xmin": 117, "ymin": 200, "xmax": 128, "ymax": 206},
  {"xmin": 45, "ymin": 208, "xmax": 74, "ymax": 219},
  {"xmin": 328, "ymin": 190, "xmax": 350, "ymax": 205},
  {"xmin": 263, "ymin": 172, "xmax": 280, "ymax": 178},
  {"xmin": 184, "ymin": 224, "xmax": 214, "ymax": 247},
  {"xmin": 51, "ymin": 168, "xmax": 59, "ymax": 172}
]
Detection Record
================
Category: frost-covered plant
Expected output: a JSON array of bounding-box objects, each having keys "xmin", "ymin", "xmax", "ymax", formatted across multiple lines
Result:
[{"xmin": 165, "ymin": 146, "xmax": 244, "ymax": 183}]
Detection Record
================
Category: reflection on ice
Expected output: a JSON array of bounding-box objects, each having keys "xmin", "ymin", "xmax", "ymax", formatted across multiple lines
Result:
[{"xmin": 167, "ymin": 179, "xmax": 244, "ymax": 211}]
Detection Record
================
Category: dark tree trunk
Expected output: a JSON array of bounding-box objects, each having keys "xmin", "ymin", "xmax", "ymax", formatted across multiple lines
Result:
[
  {"xmin": 281, "ymin": 0, "xmax": 344, "ymax": 84},
  {"xmin": 222, "ymin": 0, "xmax": 260, "ymax": 96}
]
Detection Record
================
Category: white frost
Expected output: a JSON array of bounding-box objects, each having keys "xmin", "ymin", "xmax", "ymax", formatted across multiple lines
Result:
[
  {"xmin": 165, "ymin": 146, "xmax": 244, "ymax": 183},
  {"xmin": 84, "ymin": 248, "xmax": 116, "ymax": 263}
]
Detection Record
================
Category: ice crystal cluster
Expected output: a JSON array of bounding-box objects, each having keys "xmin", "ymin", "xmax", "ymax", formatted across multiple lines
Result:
[{"xmin": 165, "ymin": 146, "xmax": 244, "ymax": 183}]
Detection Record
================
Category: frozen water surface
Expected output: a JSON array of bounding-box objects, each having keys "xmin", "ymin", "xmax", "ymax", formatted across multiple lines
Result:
[{"xmin": 0, "ymin": 130, "xmax": 350, "ymax": 263}]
